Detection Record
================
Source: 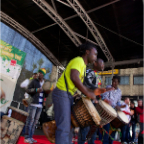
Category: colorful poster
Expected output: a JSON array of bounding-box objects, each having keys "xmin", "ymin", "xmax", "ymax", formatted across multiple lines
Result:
[
  {"xmin": 0, "ymin": 39, "xmax": 26, "ymax": 79},
  {"xmin": 0, "ymin": 39, "xmax": 26, "ymax": 112}
]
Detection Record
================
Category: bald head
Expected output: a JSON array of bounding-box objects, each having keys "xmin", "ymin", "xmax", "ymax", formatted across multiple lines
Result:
[{"xmin": 93, "ymin": 58, "xmax": 104, "ymax": 71}]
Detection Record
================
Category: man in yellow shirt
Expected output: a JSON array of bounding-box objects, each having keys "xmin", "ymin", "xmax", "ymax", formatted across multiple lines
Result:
[{"xmin": 52, "ymin": 42, "xmax": 105, "ymax": 144}]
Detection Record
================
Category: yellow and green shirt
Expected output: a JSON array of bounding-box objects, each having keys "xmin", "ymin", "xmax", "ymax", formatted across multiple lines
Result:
[{"xmin": 56, "ymin": 56, "xmax": 86, "ymax": 96}]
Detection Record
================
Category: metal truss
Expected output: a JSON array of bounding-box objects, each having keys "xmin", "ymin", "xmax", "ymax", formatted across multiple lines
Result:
[
  {"xmin": 67, "ymin": 0, "xmax": 114, "ymax": 62},
  {"xmin": 0, "ymin": 11, "xmax": 64, "ymax": 68},
  {"xmin": 32, "ymin": 0, "xmax": 120, "ymax": 33},
  {"xmin": 32, "ymin": 0, "xmax": 82, "ymax": 47},
  {"xmin": 105, "ymin": 58, "xmax": 144, "ymax": 68}
]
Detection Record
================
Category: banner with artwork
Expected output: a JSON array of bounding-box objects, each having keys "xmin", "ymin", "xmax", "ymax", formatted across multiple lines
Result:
[{"xmin": 0, "ymin": 39, "xmax": 26, "ymax": 112}]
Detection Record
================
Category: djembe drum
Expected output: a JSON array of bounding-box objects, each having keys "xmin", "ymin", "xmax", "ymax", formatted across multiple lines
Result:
[
  {"xmin": 43, "ymin": 96, "xmax": 101, "ymax": 143},
  {"xmin": 86, "ymin": 100, "xmax": 117, "ymax": 139},
  {"xmin": 7, "ymin": 106, "xmax": 29, "ymax": 123},
  {"xmin": 42, "ymin": 81, "xmax": 54, "ymax": 94},
  {"xmin": 71, "ymin": 96, "xmax": 101, "ymax": 128},
  {"xmin": 0, "ymin": 115, "xmax": 24, "ymax": 144},
  {"xmin": 111, "ymin": 111, "xmax": 129, "ymax": 128},
  {"xmin": 95, "ymin": 100, "xmax": 117, "ymax": 126},
  {"xmin": 109, "ymin": 111, "xmax": 129, "ymax": 135},
  {"xmin": 22, "ymin": 96, "xmax": 33, "ymax": 107}
]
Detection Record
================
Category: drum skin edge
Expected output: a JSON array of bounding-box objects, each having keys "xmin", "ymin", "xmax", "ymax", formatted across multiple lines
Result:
[{"xmin": 82, "ymin": 97, "xmax": 101, "ymax": 125}]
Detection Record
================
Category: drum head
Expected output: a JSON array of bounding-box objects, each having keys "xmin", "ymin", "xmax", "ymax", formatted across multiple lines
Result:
[
  {"xmin": 82, "ymin": 97, "xmax": 101, "ymax": 125},
  {"xmin": 99, "ymin": 100, "xmax": 117, "ymax": 117},
  {"xmin": 42, "ymin": 81, "xmax": 54, "ymax": 92},
  {"xmin": 43, "ymin": 81, "xmax": 51, "ymax": 91},
  {"xmin": 117, "ymin": 111, "xmax": 129, "ymax": 124},
  {"xmin": 9, "ymin": 106, "xmax": 29, "ymax": 116}
]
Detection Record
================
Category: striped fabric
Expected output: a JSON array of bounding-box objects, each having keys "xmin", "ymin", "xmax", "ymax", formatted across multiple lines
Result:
[
  {"xmin": 39, "ymin": 92, "xmax": 43, "ymax": 105},
  {"xmin": 39, "ymin": 80, "xmax": 44, "ymax": 105}
]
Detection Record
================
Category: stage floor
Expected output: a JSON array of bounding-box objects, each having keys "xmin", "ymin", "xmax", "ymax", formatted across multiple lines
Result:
[{"xmin": 17, "ymin": 135, "xmax": 121, "ymax": 144}]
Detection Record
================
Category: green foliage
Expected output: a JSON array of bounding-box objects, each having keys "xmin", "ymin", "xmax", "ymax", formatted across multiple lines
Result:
[
  {"xmin": 46, "ymin": 68, "xmax": 50, "ymax": 74},
  {"xmin": 38, "ymin": 58, "xmax": 44, "ymax": 69},
  {"xmin": 32, "ymin": 63, "xmax": 37, "ymax": 72}
]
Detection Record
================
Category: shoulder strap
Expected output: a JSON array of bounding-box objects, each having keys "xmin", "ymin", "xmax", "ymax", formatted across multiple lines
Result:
[
  {"xmin": 64, "ymin": 72, "xmax": 69, "ymax": 94},
  {"xmin": 64, "ymin": 68, "xmax": 86, "ymax": 95}
]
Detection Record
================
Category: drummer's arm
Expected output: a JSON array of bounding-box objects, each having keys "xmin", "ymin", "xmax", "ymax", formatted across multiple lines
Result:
[
  {"xmin": 120, "ymin": 105, "xmax": 126, "ymax": 108},
  {"xmin": 71, "ymin": 69, "xmax": 96, "ymax": 100},
  {"xmin": 26, "ymin": 80, "xmax": 37, "ymax": 95}
]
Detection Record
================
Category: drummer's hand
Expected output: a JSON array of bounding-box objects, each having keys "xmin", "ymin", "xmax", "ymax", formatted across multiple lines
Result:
[
  {"xmin": 104, "ymin": 99, "xmax": 111, "ymax": 105},
  {"xmin": 37, "ymin": 87, "xmax": 43, "ymax": 93},
  {"xmin": 93, "ymin": 99, "xmax": 98, "ymax": 103},
  {"xmin": 115, "ymin": 106, "xmax": 121, "ymax": 111},
  {"xmin": 106, "ymin": 87, "xmax": 115, "ymax": 91},
  {"xmin": 87, "ymin": 92, "xmax": 96, "ymax": 100},
  {"xmin": 120, "ymin": 105, "xmax": 126, "ymax": 108},
  {"xmin": 94, "ymin": 88, "xmax": 106, "ymax": 96}
]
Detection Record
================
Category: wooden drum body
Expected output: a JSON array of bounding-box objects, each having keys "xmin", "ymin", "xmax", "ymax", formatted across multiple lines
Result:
[
  {"xmin": 0, "ymin": 115, "xmax": 24, "ymax": 144},
  {"xmin": 95, "ymin": 100, "xmax": 117, "ymax": 126},
  {"xmin": 22, "ymin": 96, "xmax": 33, "ymax": 107},
  {"xmin": 43, "ymin": 97, "xmax": 101, "ymax": 143},
  {"xmin": 111, "ymin": 111, "xmax": 129, "ymax": 129},
  {"xmin": 43, "ymin": 120, "xmax": 56, "ymax": 143},
  {"xmin": 86, "ymin": 100, "xmax": 117, "ymax": 140},
  {"xmin": 42, "ymin": 81, "xmax": 54, "ymax": 94},
  {"xmin": 7, "ymin": 106, "xmax": 29, "ymax": 123},
  {"xmin": 71, "ymin": 97, "xmax": 101, "ymax": 128}
]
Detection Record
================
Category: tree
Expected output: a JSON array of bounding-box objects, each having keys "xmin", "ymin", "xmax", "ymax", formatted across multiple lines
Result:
[
  {"xmin": 46, "ymin": 68, "xmax": 50, "ymax": 74},
  {"xmin": 38, "ymin": 58, "xmax": 44, "ymax": 69},
  {"xmin": 32, "ymin": 63, "xmax": 37, "ymax": 72}
]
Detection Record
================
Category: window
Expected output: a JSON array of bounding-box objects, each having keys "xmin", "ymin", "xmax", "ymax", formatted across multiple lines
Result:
[
  {"xmin": 134, "ymin": 76, "xmax": 144, "ymax": 85},
  {"xmin": 105, "ymin": 77, "xmax": 112, "ymax": 86},
  {"xmin": 120, "ymin": 76, "xmax": 130, "ymax": 85}
]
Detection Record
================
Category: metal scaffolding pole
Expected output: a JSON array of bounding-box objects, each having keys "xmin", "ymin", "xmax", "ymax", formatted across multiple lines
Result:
[
  {"xmin": 32, "ymin": 0, "xmax": 120, "ymax": 33},
  {"xmin": 67, "ymin": 0, "xmax": 114, "ymax": 62},
  {"xmin": 32, "ymin": 0, "xmax": 82, "ymax": 47}
]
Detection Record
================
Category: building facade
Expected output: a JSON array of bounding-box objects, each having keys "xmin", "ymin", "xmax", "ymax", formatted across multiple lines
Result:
[{"xmin": 100, "ymin": 67, "xmax": 143, "ymax": 100}]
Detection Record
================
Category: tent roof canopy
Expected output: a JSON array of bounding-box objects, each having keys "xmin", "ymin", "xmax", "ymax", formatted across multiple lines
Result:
[{"xmin": 1, "ymin": 0, "xmax": 143, "ymax": 69}]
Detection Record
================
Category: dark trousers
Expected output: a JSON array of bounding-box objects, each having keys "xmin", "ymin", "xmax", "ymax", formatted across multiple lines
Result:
[
  {"xmin": 102, "ymin": 123, "xmax": 116, "ymax": 144},
  {"xmin": 130, "ymin": 121, "xmax": 136, "ymax": 142},
  {"xmin": 25, "ymin": 106, "xmax": 42, "ymax": 139},
  {"xmin": 121, "ymin": 124, "xmax": 130, "ymax": 142},
  {"xmin": 78, "ymin": 126, "xmax": 97, "ymax": 144},
  {"xmin": 52, "ymin": 87, "xmax": 74, "ymax": 144},
  {"xmin": 98, "ymin": 128, "xmax": 103, "ymax": 140}
]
